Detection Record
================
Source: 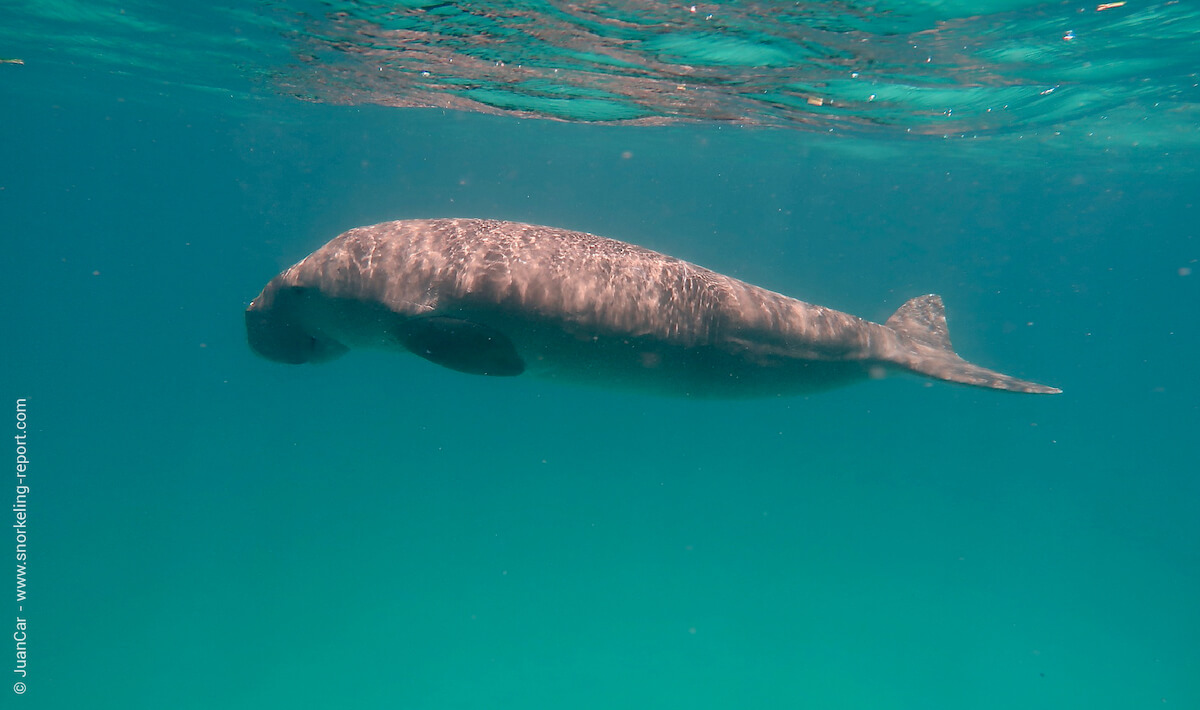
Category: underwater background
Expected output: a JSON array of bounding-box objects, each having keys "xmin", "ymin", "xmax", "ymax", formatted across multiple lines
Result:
[{"xmin": 3, "ymin": 1, "xmax": 1198, "ymax": 708}]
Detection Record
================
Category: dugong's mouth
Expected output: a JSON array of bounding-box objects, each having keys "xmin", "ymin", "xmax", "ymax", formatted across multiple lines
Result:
[{"xmin": 245, "ymin": 296, "xmax": 348, "ymax": 365}]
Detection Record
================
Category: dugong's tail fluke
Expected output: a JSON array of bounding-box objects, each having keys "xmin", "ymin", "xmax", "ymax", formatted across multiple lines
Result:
[{"xmin": 885, "ymin": 295, "xmax": 1062, "ymax": 394}]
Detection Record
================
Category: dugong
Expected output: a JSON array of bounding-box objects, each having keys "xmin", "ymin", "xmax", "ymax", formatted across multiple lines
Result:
[{"xmin": 246, "ymin": 219, "xmax": 1060, "ymax": 396}]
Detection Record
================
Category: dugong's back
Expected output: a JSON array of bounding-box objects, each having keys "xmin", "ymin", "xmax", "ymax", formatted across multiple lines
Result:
[{"xmin": 252, "ymin": 218, "xmax": 735, "ymax": 346}]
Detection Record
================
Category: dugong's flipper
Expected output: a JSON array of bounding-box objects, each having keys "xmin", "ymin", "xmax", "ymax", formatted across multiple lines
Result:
[
  {"xmin": 397, "ymin": 316, "xmax": 525, "ymax": 376},
  {"xmin": 884, "ymin": 295, "xmax": 1061, "ymax": 394}
]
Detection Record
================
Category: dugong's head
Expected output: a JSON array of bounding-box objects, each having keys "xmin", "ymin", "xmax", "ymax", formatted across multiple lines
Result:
[{"xmin": 245, "ymin": 283, "xmax": 349, "ymax": 364}]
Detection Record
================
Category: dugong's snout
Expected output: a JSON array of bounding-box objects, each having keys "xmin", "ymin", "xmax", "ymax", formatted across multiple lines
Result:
[{"xmin": 245, "ymin": 290, "xmax": 349, "ymax": 364}]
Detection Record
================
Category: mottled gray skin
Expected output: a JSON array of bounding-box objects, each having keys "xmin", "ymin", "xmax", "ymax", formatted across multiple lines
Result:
[{"xmin": 246, "ymin": 219, "xmax": 1060, "ymax": 396}]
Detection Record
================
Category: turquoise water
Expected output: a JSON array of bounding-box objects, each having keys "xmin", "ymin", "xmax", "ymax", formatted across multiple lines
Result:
[{"xmin": 3, "ymin": 2, "xmax": 1199, "ymax": 708}]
